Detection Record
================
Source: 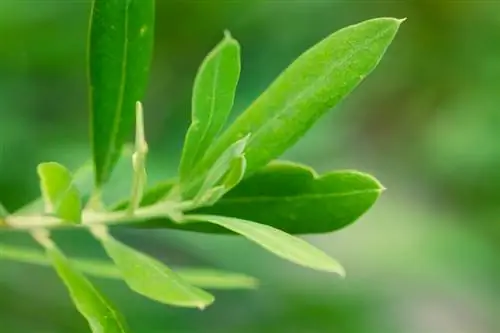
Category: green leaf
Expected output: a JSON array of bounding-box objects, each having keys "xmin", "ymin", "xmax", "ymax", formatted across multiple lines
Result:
[
  {"xmin": 37, "ymin": 162, "xmax": 82, "ymax": 223},
  {"xmin": 18, "ymin": 146, "xmax": 133, "ymax": 215},
  {"xmin": 93, "ymin": 228, "xmax": 214, "ymax": 308},
  {"xmin": 193, "ymin": 161, "xmax": 383, "ymax": 234},
  {"xmin": 113, "ymin": 161, "xmax": 383, "ymax": 235},
  {"xmin": 191, "ymin": 155, "xmax": 247, "ymax": 208},
  {"xmin": 183, "ymin": 214, "xmax": 345, "ymax": 276},
  {"xmin": 42, "ymin": 239, "xmax": 129, "ymax": 333},
  {"xmin": 221, "ymin": 155, "xmax": 247, "ymax": 191},
  {"xmin": 193, "ymin": 186, "xmax": 227, "ymax": 208},
  {"xmin": 191, "ymin": 134, "xmax": 249, "ymax": 204},
  {"xmin": 191, "ymin": 18, "xmax": 403, "ymax": 181},
  {"xmin": 179, "ymin": 31, "xmax": 241, "ymax": 185},
  {"xmin": 89, "ymin": 0, "xmax": 155, "ymax": 187},
  {"xmin": 0, "ymin": 244, "xmax": 258, "ymax": 289}
]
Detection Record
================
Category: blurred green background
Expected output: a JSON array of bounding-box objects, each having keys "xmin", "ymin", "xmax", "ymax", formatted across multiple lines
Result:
[{"xmin": 1, "ymin": 1, "xmax": 500, "ymax": 332}]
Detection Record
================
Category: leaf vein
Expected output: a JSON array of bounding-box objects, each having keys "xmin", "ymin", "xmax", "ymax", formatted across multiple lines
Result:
[
  {"xmin": 190, "ymin": 51, "xmax": 223, "ymax": 171},
  {"xmin": 247, "ymin": 25, "xmax": 394, "ymax": 148},
  {"xmin": 215, "ymin": 188, "xmax": 381, "ymax": 204},
  {"xmin": 101, "ymin": 2, "xmax": 131, "ymax": 182}
]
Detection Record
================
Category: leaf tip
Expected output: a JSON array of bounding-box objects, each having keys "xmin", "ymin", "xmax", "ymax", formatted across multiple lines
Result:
[
  {"xmin": 196, "ymin": 295, "xmax": 215, "ymax": 310},
  {"xmin": 241, "ymin": 132, "xmax": 252, "ymax": 145},
  {"xmin": 196, "ymin": 303, "xmax": 208, "ymax": 310},
  {"xmin": 135, "ymin": 100, "xmax": 143, "ymax": 112},
  {"xmin": 37, "ymin": 161, "xmax": 59, "ymax": 175},
  {"xmin": 244, "ymin": 277, "xmax": 260, "ymax": 289},
  {"xmin": 134, "ymin": 100, "xmax": 148, "ymax": 153},
  {"xmin": 326, "ymin": 259, "xmax": 346, "ymax": 278},
  {"xmin": 324, "ymin": 262, "xmax": 346, "ymax": 278},
  {"xmin": 222, "ymin": 30, "xmax": 240, "ymax": 49},
  {"xmin": 374, "ymin": 179, "xmax": 386, "ymax": 193},
  {"xmin": 357, "ymin": 171, "xmax": 385, "ymax": 193},
  {"xmin": 337, "ymin": 267, "xmax": 347, "ymax": 279}
]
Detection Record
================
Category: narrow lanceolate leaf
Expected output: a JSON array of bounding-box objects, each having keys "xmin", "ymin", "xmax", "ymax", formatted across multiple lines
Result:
[
  {"xmin": 37, "ymin": 162, "xmax": 82, "ymax": 223},
  {"xmin": 89, "ymin": 0, "xmax": 155, "ymax": 187},
  {"xmin": 184, "ymin": 215, "xmax": 345, "ymax": 276},
  {"xmin": 191, "ymin": 18, "xmax": 403, "ymax": 181},
  {"xmin": 40, "ymin": 239, "xmax": 129, "ymax": 333},
  {"xmin": 0, "ymin": 244, "xmax": 258, "ymax": 289},
  {"xmin": 112, "ymin": 161, "xmax": 383, "ymax": 235},
  {"xmin": 179, "ymin": 31, "xmax": 241, "ymax": 185},
  {"xmin": 93, "ymin": 228, "xmax": 214, "ymax": 308}
]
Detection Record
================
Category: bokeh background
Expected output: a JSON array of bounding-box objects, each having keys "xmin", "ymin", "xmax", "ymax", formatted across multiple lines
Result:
[{"xmin": 1, "ymin": 1, "xmax": 499, "ymax": 332}]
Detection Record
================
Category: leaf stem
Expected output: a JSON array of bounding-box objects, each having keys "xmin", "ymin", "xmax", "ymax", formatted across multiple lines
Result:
[
  {"xmin": 4, "ymin": 200, "xmax": 183, "ymax": 231},
  {"xmin": 31, "ymin": 228, "xmax": 54, "ymax": 249},
  {"xmin": 86, "ymin": 189, "xmax": 105, "ymax": 211}
]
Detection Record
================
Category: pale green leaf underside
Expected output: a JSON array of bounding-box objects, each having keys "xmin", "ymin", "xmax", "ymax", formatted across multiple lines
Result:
[
  {"xmin": 180, "ymin": 31, "xmax": 241, "ymax": 185},
  {"xmin": 18, "ymin": 146, "xmax": 133, "ymax": 215},
  {"xmin": 99, "ymin": 234, "xmax": 215, "ymax": 308},
  {"xmin": 184, "ymin": 214, "xmax": 345, "ymax": 276},
  {"xmin": 0, "ymin": 244, "xmax": 257, "ymax": 289},
  {"xmin": 45, "ymin": 243, "xmax": 129, "ymax": 333},
  {"xmin": 191, "ymin": 134, "xmax": 249, "ymax": 202}
]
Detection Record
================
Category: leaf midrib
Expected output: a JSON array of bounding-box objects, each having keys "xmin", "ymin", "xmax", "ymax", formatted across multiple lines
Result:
[
  {"xmin": 110, "ymin": 240, "xmax": 210, "ymax": 307},
  {"xmin": 142, "ymin": 254, "xmax": 210, "ymax": 306},
  {"xmin": 191, "ymin": 216, "xmax": 341, "ymax": 273},
  {"xmin": 100, "ymin": 2, "xmax": 131, "ymax": 183},
  {"xmin": 190, "ymin": 50, "xmax": 223, "ymax": 173},
  {"xmin": 54, "ymin": 249, "xmax": 128, "ymax": 333},
  {"xmin": 214, "ymin": 188, "xmax": 381, "ymax": 204},
  {"xmin": 83, "ymin": 280, "xmax": 128, "ymax": 332},
  {"xmin": 246, "ymin": 25, "xmax": 393, "ymax": 150}
]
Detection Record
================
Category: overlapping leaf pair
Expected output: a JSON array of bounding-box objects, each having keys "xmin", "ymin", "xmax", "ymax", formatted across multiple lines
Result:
[{"xmin": 0, "ymin": 0, "xmax": 403, "ymax": 331}]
